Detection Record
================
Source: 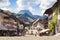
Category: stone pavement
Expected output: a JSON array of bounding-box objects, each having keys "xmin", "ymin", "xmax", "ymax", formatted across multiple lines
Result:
[{"xmin": 0, "ymin": 35, "xmax": 60, "ymax": 40}]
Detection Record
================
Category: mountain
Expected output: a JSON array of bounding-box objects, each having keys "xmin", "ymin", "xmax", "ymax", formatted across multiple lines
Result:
[
  {"xmin": 18, "ymin": 10, "xmax": 35, "ymax": 19},
  {"xmin": 15, "ymin": 10, "xmax": 35, "ymax": 22},
  {"xmin": 33, "ymin": 15, "xmax": 42, "ymax": 19},
  {"xmin": 33, "ymin": 15, "xmax": 48, "ymax": 19},
  {"xmin": 14, "ymin": 10, "xmax": 48, "ymax": 23}
]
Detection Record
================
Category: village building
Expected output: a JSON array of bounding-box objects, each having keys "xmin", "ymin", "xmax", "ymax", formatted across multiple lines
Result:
[
  {"xmin": 32, "ymin": 18, "xmax": 48, "ymax": 30},
  {"xmin": 44, "ymin": 2, "xmax": 58, "ymax": 35},
  {"xmin": 27, "ymin": 17, "xmax": 48, "ymax": 36},
  {"xmin": 0, "ymin": 9, "xmax": 30, "ymax": 36},
  {"xmin": 57, "ymin": 1, "xmax": 60, "ymax": 33}
]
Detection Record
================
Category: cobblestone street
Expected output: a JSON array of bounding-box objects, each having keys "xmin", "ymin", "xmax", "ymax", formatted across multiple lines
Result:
[{"xmin": 0, "ymin": 35, "xmax": 60, "ymax": 40}]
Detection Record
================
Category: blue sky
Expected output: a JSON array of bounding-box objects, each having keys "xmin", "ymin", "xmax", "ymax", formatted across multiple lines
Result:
[
  {"xmin": 0, "ymin": 0, "xmax": 57, "ymax": 16},
  {"xmin": 9, "ymin": 0, "xmax": 17, "ymax": 10}
]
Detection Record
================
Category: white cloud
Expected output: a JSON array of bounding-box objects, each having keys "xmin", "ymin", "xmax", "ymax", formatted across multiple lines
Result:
[
  {"xmin": 38, "ymin": 0, "xmax": 57, "ymax": 9},
  {"xmin": 17, "ymin": 0, "xmax": 24, "ymax": 10},
  {"xmin": 16, "ymin": 0, "xmax": 57, "ymax": 16},
  {"xmin": 0, "ymin": 0, "xmax": 10, "ymax": 8},
  {"xmin": 0, "ymin": 0, "xmax": 12, "ymax": 13},
  {"xmin": 1, "ymin": 7, "xmax": 8, "ymax": 10},
  {"xmin": 0, "ymin": 7, "xmax": 13, "ymax": 13},
  {"xmin": 16, "ymin": 0, "xmax": 30, "ymax": 13},
  {"xmin": 29, "ymin": 7, "xmax": 46, "ymax": 16},
  {"xmin": 0, "ymin": 0, "xmax": 57, "ymax": 16}
]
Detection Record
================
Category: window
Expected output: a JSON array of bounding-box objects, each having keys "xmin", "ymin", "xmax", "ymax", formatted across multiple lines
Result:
[{"xmin": 4, "ymin": 16, "xmax": 10, "ymax": 19}]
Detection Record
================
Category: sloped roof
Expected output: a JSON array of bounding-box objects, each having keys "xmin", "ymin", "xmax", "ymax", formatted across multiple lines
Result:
[
  {"xmin": 44, "ymin": 2, "xmax": 58, "ymax": 16},
  {"xmin": 33, "ymin": 18, "xmax": 40, "ymax": 25},
  {"xmin": 44, "ymin": 8, "xmax": 53, "ymax": 16}
]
